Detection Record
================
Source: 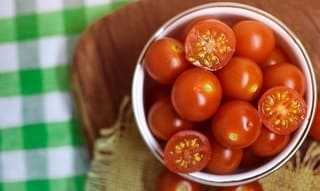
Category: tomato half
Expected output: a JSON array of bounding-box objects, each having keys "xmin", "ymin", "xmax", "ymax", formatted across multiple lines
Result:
[
  {"xmin": 212, "ymin": 100, "xmax": 262, "ymax": 149},
  {"xmin": 250, "ymin": 127, "xmax": 290, "ymax": 157},
  {"xmin": 309, "ymin": 101, "xmax": 320, "ymax": 141},
  {"xmin": 148, "ymin": 97, "xmax": 192, "ymax": 141},
  {"xmin": 233, "ymin": 20, "xmax": 275, "ymax": 63},
  {"xmin": 217, "ymin": 57, "xmax": 263, "ymax": 101},
  {"xmin": 171, "ymin": 68, "xmax": 222, "ymax": 122},
  {"xmin": 185, "ymin": 19, "xmax": 236, "ymax": 71},
  {"xmin": 206, "ymin": 141, "xmax": 243, "ymax": 174},
  {"xmin": 261, "ymin": 47, "xmax": 288, "ymax": 68},
  {"xmin": 144, "ymin": 37, "xmax": 190, "ymax": 84},
  {"xmin": 258, "ymin": 87, "xmax": 307, "ymax": 135},
  {"xmin": 263, "ymin": 63, "xmax": 306, "ymax": 95},
  {"xmin": 164, "ymin": 130, "xmax": 212, "ymax": 173},
  {"xmin": 217, "ymin": 182, "xmax": 264, "ymax": 191},
  {"xmin": 157, "ymin": 170, "xmax": 200, "ymax": 191}
]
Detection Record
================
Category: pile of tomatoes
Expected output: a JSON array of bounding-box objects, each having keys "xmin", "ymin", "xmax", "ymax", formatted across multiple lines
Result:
[{"xmin": 144, "ymin": 18, "xmax": 307, "ymax": 178}]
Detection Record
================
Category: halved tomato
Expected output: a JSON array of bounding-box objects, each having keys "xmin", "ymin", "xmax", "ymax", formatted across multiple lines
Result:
[
  {"xmin": 185, "ymin": 19, "xmax": 236, "ymax": 71},
  {"xmin": 164, "ymin": 130, "xmax": 211, "ymax": 173},
  {"xmin": 258, "ymin": 86, "xmax": 307, "ymax": 135}
]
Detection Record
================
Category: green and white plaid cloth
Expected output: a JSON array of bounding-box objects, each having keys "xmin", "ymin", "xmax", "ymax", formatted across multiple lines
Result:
[{"xmin": 0, "ymin": 0, "xmax": 129, "ymax": 190}]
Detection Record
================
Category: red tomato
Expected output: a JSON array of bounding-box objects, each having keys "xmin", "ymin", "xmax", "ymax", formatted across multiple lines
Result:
[
  {"xmin": 164, "ymin": 130, "xmax": 212, "ymax": 173},
  {"xmin": 217, "ymin": 182, "xmax": 264, "ymax": 191},
  {"xmin": 263, "ymin": 63, "xmax": 306, "ymax": 95},
  {"xmin": 179, "ymin": 17, "xmax": 214, "ymax": 42},
  {"xmin": 171, "ymin": 68, "xmax": 222, "ymax": 122},
  {"xmin": 258, "ymin": 87, "xmax": 307, "ymax": 135},
  {"xmin": 144, "ymin": 37, "xmax": 190, "ymax": 84},
  {"xmin": 240, "ymin": 149, "xmax": 263, "ymax": 169},
  {"xmin": 212, "ymin": 100, "xmax": 262, "ymax": 149},
  {"xmin": 233, "ymin": 20, "xmax": 275, "ymax": 63},
  {"xmin": 261, "ymin": 47, "xmax": 288, "ymax": 68},
  {"xmin": 148, "ymin": 97, "xmax": 192, "ymax": 140},
  {"xmin": 309, "ymin": 101, "xmax": 320, "ymax": 140},
  {"xmin": 206, "ymin": 141, "xmax": 243, "ymax": 174},
  {"xmin": 250, "ymin": 127, "xmax": 290, "ymax": 157},
  {"xmin": 157, "ymin": 170, "xmax": 200, "ymax": 191},
  {"xmin": 185, "ymin": 19, "xmax": 236, "ymax": 71},
  {"xmin": 217, "ymin": 57, "xmax": 263, "ymax": 101}
]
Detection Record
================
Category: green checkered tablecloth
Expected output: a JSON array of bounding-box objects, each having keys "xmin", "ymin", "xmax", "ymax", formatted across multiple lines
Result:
[{"xmin": 0, "ymin": 0, "xmax": 129, "ymax": 190}]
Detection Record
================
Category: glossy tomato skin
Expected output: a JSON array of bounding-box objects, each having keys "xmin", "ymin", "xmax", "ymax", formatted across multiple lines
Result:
[
  {"xmin": 261, "ymin": 47, "xmax": 288, "ymax": 68},
  {"xmin": 172, "ymin": 68, "xmax": 222, "ymax": 122},
  {"xmin": 148, "ymin": 97, "xmax": 192, "ymax": 140},
  {"xmin": 164, "ymin": 130, "xmax": 212, "ymax": 173},
  {"xmin": 309, "ymin": 102, "xmax": 320, "ymax": 141},
  {"xmin": 233, "ymin": 20, "xmax": 275, "ymax": 63},
  {"xmin": 217, "ymin": 182, "xmax": 264, "ymax": 191},
  {"xmin": 185, "ymin": 19, "xmax": 236, "ymax": 71},
  {"xmin": 144, "ymin": 37, "xmax": 190, "ymax": 84},
  {"xmin": 212, "ymin": 100, "xmax": 262, "ymax": 149},
  {"xmin": 217, "ymin": 57, "xmax": 263, "ymax": 101},
  {"xmin": 250, "ymin": 127, "xmax": 290, "ymax": 157},
  {"xmin": 263, "ymin": 63, "xmax": 306, "ymax": 95},
  {"xmin": 157, "ymin": 170, "xmax": 200, "ymax": 191},
  {"xmin": 206, "ymin": 141, "xmax": 243, "ymax": 174},
  {"xmin": 258, "ymin": 87, "xmax": 307, "ymax": 135}
]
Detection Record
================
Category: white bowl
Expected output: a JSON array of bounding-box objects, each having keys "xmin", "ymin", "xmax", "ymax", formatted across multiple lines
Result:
[{"xmin": 132, "ymin": 2, "xmax": 317, "ymax": 187}]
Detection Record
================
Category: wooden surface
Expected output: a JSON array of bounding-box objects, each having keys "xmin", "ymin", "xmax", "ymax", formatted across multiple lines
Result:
[{"xmin": 72, "ymin": 0, "xmax": 320, "ymax": 155}]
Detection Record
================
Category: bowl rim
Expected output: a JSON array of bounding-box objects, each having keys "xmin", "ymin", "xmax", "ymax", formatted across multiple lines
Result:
[{"xmin": 132, "ymin": 2, "xmax": 318, "ymax": 186}]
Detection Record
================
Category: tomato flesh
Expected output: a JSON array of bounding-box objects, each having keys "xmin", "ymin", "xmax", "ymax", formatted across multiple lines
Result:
[
  {"xmin": 144, "ymin": 37, "xmax": 189, "ymax": 84},
  {"xmin": 206, "ymin": 141, "xmax": 243, "ymax": 174},
  {"xmin": 217, "ymin": 57, "xmax": 263, "ymax": 101},
  {"xmin": 212, "ymin": 100, "xmax": 262, "ymax": 149},
  {"xmin": 171, "ymin": 68, "xmax": 222, "ymax": 122},
  {"xmin": 148, "ymin": 97, "xmax": 192, "ymax": 141},
  {"xmin": 157, "ymin": 170, "xmax": 200, "ymax": 191},
  {"xmin": 217, "ymin": 182, "xmax": 264, "ymax": 191},
  {"xmin": 185, "ymin": 19, "xmax": 236, "ymax": 71},
  {"xmin": 258, "ymin": 86, "xmax": 307, "ymax": 135},
  {"xmin": 164, "ymin": 130, "xmax": 211, "ymax": 173},
  {"xmin": 251, "ymin": 127, "xmax": 290, "ymax": 157}
]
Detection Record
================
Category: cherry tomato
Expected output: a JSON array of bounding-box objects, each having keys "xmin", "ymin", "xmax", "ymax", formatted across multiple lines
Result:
[
  {"xmin": 261, "ymin": 47, "xmax": 288, "ymax": 68},
  {"xmin": 164, "ymin": 130, "xmax": 212, "ymax": 173},
  {"xmin": 157, "ymin": 170, "xmax": 200, "ymax": 191},
  {"xmin": 263, "ymin": 63, "xmax": 306, "ymax": 95},
  {"xmin": 185, "ymin": 19, "xmax": 236, "ymax": 71},
  {"xmin": 206, "ymin": 141, "xmax": 243, "ymax": 174},
  {"xmin": 250, "ymin": 127, "xmax": 290, "ymax": 157},
  {"xmin": 171, "ymin": 68, "xmax": 222, "ymax": 122},
  {"xmin": 258, "ymin": 87, "xmax": 307, "ymax": 135},
  {"xmin": 144, "ymin": 37, "xmax": 190, "ymax": 84},
  {"xmin": 217, "ymin": 182, "xmax": 264, "ymax": 191},
  {"xmin": 240, "ymin": 149, "xmax": 263, "ymax": 169},
  {"xmin": 309, "ymin": 101, "xmax": 320, "ymax": 140},
  {"xmin": 233, "ymin": 20, "xmax": 275, "ymax": 63},
  {"xmin": 179, "ymin": 17, "xmax": 214, "ymax": 42},
  {"xmin": 148, "ymin": 97, "xmax": 192, "ymax": 140},
  {"xmin": 212, "ymin": 100, "xmax": 262, "ymax": 149},
  {"xmin": 217, "ymin": 57, "xmax": 263, "ymax": 101}
]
